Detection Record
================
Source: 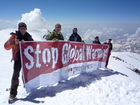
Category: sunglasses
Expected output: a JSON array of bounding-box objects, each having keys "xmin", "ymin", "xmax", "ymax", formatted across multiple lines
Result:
[
  {"xmin": 20, "ymin": 27, "xmax": 27, "ymax": 30},
  {"xmin": 56, "ymin": 27, "xmax": 61, "ymax": 28}
]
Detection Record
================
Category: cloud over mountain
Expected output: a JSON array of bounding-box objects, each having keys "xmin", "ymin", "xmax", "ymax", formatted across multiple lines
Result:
[{"xmin": 19, "ymin": 8, "xmax": 47, "ymax": 30}]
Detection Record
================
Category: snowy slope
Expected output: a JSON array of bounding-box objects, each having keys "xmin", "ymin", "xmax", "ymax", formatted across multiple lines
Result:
[
  {"xmin": 109, "ymin": 52, "xmax": 140, "ymax": 84},
  {"xmin": 0, "ymin": 29, "xmax": 140, "ymax": 105}
]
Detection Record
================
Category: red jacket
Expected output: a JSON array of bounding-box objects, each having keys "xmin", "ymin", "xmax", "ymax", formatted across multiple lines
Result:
[{"xmin": 4, "ymin": 32, "xmax": 33, "ymax": 61}]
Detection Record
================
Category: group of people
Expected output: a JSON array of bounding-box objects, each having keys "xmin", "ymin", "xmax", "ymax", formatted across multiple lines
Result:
[
  {"xmin": 43, "ymin": 23, "xmax": 113, "ymax": 68},
  {"xmin": 43, "ymin": 24, "xmax": 83, "ymax": 42},
  {"xmin": 4, "ymin": 22, "xmax": 113, "ymax": 100},
  {"xmin": 92, "ymin": 36, "xmax": 113, "ymax": 68}
]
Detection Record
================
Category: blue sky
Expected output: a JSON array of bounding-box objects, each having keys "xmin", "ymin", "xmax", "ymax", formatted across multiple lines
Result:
[{"xmin": 0, "ymin": 0, "xmax": 140, "ymax": 23}]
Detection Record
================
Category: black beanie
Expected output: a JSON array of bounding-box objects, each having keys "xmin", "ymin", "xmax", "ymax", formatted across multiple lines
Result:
[{"xmin": 18, "ymin": 22, "xmax": 27, "ymax": 29}]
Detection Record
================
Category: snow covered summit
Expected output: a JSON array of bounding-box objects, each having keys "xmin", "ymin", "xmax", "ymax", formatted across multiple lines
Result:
[{"xmin": 0, "ymin": 29, "xmax": 140, "ymax": 105}]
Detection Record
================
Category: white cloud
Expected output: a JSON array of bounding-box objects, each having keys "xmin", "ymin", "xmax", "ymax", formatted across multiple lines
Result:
[
  {"xmin": 103, "ymin": 27, "xmax": 123, "ymax": 36},
  {"xmin": 127, "ymin": 27, "xmax": 140, "ymax": 38},
  {"xmin": 1, "ymin": 8, "xmax": 140, "ymax": 42},
  {"xmin": 0, "ymin": 20, "xmax": 16, "ymax": 30},
  {"xmin": 83, "ymin": 29, "xmax": 103, "ymax": 43},
  {"xmin": 83, "ymin": 27, "xmax": 124, "ymax": 43},
  {"xmin": 19, "ymin": 8, "xmax": 47, "ymax": 30},
  {"xmin": 133, "ymin": 27, "xmax": 140, "ymax": 37},
  {"xmin": 123, "ymin": 33, "xmax": 130, "ymax": 37}
]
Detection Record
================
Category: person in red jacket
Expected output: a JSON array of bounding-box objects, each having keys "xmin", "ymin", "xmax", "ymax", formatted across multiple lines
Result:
[
  {"xmin": 104, "ymin": 39, "xmax": 113, "ymax": 68},
  {"xmin": 4, "ymin": 22, "xmax": 33, "ymax": 100}
]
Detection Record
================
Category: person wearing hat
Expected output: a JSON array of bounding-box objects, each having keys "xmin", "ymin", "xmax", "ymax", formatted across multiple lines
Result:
[
  {"xmin": 47, "ymin": 24, "xmax": 64, "ymax": 40},
  {"xmin": 4, "ymin": 22, "xmax": 33, "ymax": 100},
  {"xmin": 69, "ymin": 28, "xmax": 82, "ymax": 42},
  {"xmin": 93, "ymin": 36, "xmax": 101, "ymax": 44}
]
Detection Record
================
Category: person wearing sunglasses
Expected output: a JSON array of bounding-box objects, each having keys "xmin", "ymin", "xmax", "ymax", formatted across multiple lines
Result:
[{"xmin": 4, "ymin": 22, "xmax": 33, "ymax": 101}]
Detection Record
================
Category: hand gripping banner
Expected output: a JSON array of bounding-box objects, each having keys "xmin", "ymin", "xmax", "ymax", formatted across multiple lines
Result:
[{"xmin": 20, "ymin": 41, "xmax": 109, "ymax": 93}]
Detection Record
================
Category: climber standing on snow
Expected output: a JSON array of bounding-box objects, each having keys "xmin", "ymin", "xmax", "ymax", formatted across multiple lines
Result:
[
  {"xmin": 104, "ymin": 39, "xmax": 113, "ymax": 68},
  {"xmin": 4, "ymin": 22, "xmax": 34, "ymax": 101},
  {"xmin": 47, "ymin": 24, "xmax": 64, "ymax": 40},
  {"xmin": 93, "ymin": 36, "xmax": 101, "ymax": 44},
  {"xmin": 69, "ymin": 28, "xmax": 82, "ymax": 42}
]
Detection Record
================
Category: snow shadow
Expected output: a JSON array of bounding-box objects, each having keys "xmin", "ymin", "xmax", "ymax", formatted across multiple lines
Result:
[{"xmin": 19, "ymin": 69, "xmax": 127, "ymax": 103}]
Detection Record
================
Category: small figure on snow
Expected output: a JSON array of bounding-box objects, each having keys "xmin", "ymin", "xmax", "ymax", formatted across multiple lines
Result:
[
  {"xmin": 93, "ymin": 36, "xmax": 101, "ymax": 44},
  {"xmin": 69, "ymin": 28, "xmax": 82, "ymax": 42},
  {"xmin": 104, "ymin": 39, "xmax": 113, "ymax": 68}
]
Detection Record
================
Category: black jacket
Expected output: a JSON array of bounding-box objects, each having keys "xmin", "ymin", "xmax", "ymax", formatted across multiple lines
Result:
[
  {"xmin": 69, "ymin": 33, "xmax": 82, "ymax": 42},
  {"xmin": 93, "ymin": 41, "xmax": 101, "ymax": 44},
  {"xmin": 108, "ymin": 43, "xmax": 113, "ymax": 51},
  {"xmin": 12, "ymin": 31, "xmax": 33, "ymax": 41}
]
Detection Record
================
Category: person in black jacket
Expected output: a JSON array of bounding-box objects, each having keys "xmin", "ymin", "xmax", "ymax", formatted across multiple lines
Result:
[
  {"xmin": 104, "ymin": 39, "xmax": 113, "ymax": 68},
  {"xmin": 69, "ymin": 28, "xmax": 82, "ymax": 42},
  {"xmin": 93, "ymin": 36, "xmax": 101, "ymax": 44}
]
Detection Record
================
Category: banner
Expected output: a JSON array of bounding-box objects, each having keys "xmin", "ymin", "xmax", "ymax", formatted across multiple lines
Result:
[{"xmin": 20, "ymin": 41, "xmax": 109, "ymax": 93}]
